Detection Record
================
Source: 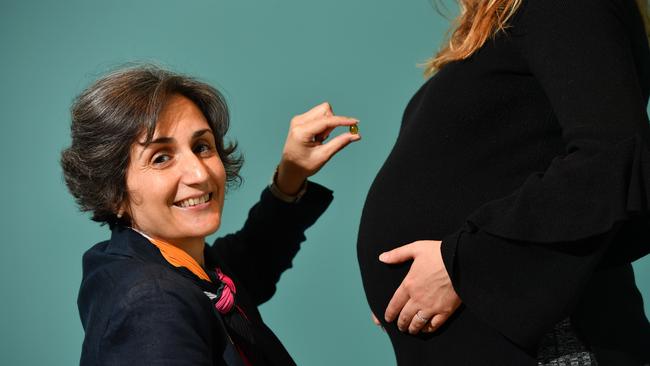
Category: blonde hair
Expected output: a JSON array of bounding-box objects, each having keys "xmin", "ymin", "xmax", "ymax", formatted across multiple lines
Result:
[
  {"xmin": 425, "ymin": 0, "xmax": 650, "ymax": 76},
  {"xmin": 640, "ymin": 0, "xmax": 650, "ymax": 37}
]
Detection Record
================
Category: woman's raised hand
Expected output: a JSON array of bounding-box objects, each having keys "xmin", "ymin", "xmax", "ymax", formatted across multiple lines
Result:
[
  {"xmin": 275, "ymin": 102, "xmax": 360, "ymax": 195},
  {"xmin": 380, "ymin": 240, "xmax": 462, "ymax": 335}
]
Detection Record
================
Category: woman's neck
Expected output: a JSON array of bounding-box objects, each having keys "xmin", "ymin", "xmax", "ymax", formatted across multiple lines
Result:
[
  {"xmin": 132, "ymin": 228, "xmax": 206, "ymax": 267},
  {"xmin": 177, "ymin": 238, "xmax": 206, "ymax": 268}
]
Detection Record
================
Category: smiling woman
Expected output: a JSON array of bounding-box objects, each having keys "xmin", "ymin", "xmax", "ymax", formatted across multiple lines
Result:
[{"xmin": 61, "ymin": 65, "xmax": 360, "ymax": 365}]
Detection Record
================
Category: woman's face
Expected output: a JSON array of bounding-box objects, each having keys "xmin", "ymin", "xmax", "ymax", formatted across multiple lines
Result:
[{"xmin": 123, "ymin": 94, "xmax": 226, "ymax": 245}]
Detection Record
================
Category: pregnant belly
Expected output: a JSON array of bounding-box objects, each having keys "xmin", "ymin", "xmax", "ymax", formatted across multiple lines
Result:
[
  {"xmin": 356, "ymin": 166, "xmax": 540, "ymax": 365},
  {"xmin": 356, "ymin": 161, "xmax": 457, "ymax": 318}
]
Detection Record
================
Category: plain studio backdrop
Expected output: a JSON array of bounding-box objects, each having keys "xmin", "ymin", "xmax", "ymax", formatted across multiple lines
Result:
[{"xmin": 1, "ymin": 0, "xmax": 648, "ymax": 365}]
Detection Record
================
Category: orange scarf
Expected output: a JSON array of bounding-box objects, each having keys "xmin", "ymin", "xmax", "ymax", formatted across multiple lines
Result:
[{"xmin": 135, "ymin": 229, "xmax": 211, "ymax": 282}]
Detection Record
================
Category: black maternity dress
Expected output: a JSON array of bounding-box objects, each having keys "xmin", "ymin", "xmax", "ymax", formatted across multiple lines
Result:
[{"xmin": 357, "ymin": 0, "xmax": 650, "ymax": 365}]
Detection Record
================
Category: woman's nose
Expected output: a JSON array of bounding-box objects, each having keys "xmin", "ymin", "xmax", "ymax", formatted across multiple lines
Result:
[{"xmin": 179, "ymin": 153, "xmax": 209, "ymax": 185}]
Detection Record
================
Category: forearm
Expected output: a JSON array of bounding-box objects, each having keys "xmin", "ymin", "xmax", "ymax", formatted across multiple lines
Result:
[{"xmin": 210, "ymin": 183, "xmax": 333, "ymax": 304}]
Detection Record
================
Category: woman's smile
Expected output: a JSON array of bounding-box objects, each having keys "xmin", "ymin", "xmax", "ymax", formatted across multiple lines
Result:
[{"xmin": 174, "ymin": 192, "xmax": 212, "ymax": 208}]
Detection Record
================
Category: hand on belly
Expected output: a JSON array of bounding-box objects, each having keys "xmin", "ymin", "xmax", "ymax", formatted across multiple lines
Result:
[{"xmin": 379, "ymin": 240, "xmax": 462, "ymax": 335}]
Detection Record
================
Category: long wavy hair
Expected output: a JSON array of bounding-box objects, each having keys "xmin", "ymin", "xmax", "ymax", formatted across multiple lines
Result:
[{"xmin": 425, "ymin": 0, "xmax": 650, "ymax": 75}]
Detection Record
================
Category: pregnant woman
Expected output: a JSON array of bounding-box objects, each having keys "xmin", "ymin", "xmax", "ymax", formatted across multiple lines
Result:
[{"xmin": 358, "ymin": 0, "xmax": 650, "ymax": 365}]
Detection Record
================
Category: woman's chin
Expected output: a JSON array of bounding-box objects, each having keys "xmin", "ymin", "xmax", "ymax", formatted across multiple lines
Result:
[
  {"xmin": 189, "ymin": 218, "xmax": 221, "ymax": 239},
  {"xmin": 202, "ymin": 221, "xmax": 221, "ymax": 237},
  {"xmin": 161, "ymin": 218, "xmax": 220, "ymax": 243},
  {"xmin": 172, "ymin": 206, "xmax": 222, "ymax": 236}
]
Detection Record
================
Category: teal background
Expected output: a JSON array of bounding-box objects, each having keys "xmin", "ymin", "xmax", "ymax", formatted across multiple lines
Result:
[{"xmin": 1, "ymin": 1, "xmax": 648, "ymax": 365}]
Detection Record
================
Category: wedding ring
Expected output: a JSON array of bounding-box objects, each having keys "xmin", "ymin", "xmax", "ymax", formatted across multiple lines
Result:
[{"xmin": 415, "ymin": 311, "xmax": 429, "ymax": 323}]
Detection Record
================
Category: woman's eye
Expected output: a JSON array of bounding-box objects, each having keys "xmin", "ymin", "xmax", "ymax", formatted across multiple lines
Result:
[
  {"xmin": 152, "ymin": 154, "xmax": 171, "ymax": 165},
  {"xmin": 194, "ymin": 143, "xmax": 213, "ymax": 155}
]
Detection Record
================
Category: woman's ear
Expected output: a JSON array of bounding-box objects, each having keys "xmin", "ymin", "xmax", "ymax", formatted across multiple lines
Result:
[{"xmin": 115, "ymin": 199, "xmax": 130, "ymax": 222}]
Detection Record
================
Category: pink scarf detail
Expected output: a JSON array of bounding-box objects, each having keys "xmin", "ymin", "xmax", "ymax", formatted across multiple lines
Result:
[{"xmin": 215, "ymin": 268, "xmax": 236, "ymax": 314}]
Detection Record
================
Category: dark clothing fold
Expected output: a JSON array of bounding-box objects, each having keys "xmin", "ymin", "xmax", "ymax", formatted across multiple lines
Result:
[{"xmin": 78, "ymin": 183, "xmax": 333, "ymax": 365}]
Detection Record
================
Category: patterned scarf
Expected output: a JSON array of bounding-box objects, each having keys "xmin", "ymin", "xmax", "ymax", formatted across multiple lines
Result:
[{"xmin": 135, "ymin": 230, "xmax": 263, "ymax": 365}]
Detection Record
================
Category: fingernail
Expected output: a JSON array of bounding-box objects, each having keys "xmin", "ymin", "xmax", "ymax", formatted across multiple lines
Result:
[{"xmin": 378, "ymin": 253, "xmax": 387, "ymax": 262}]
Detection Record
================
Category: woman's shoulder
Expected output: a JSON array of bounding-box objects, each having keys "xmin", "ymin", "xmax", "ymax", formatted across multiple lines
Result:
[
  {"xmin": 509, "ymin": 0, "xmax": 646, "ymax": 64},
  {"xmin": 515, "ymin": 0, "xmax": 636, "ymax": 27},
  {"xmin": 81, "ymin": 229, "xmax": 203, "ymax": 296},
  {"xmin": 78, "ymin": 241, "xmax": 210, "ymax": 329},
  {"xmin": 78, "ymin": 244, "xmax": 218, "ymax": 365}
]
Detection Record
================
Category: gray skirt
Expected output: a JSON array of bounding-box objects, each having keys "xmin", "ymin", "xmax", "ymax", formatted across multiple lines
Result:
[{"xmin": 536, "ymin": 318, "xmax": 596, "ymax": 366}]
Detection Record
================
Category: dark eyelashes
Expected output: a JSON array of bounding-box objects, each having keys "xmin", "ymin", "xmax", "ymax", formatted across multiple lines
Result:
[
  {"xmin": 148, "ymin": 140, "xmax": 215, "ymax": 166},
  {"xmin": 152, "ymin": 153, "xmax": 171, "ymax": 165},
  {"xmin": 193, "ymin": 141, "xmax": 215, "ymax": 154}
]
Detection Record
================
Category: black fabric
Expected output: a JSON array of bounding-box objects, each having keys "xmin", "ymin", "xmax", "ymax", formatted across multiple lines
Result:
[
  {"xmin": 78, "ymin": 183, "xmax": 333, "ymax": 365},
  {"xmin": 357, "ymin": 0, "xmax": 650, "ymax": 365}
]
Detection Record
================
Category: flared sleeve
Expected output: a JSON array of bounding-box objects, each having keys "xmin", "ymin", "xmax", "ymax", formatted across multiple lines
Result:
[{"xmin": 441, "ymin": 0, "xmax": 650, "ymax": 352}]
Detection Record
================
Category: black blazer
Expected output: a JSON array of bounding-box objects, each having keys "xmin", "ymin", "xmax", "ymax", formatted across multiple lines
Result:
[{"xmin": 78, "ymin": 184, "xmax": 333, "ymax": 365}]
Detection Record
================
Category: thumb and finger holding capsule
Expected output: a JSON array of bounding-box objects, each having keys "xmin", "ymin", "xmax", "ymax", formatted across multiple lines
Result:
[
  {"xmin": 312, "ymin": 121, "xmax": 360, "ymax": 143},
  {"xmin": 304, "ymin": 101, "xmax": 359, "ymax": 140}
]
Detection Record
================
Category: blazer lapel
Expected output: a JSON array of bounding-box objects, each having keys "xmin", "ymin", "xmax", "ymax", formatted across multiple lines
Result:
[{"xmin": 106, "ymin": 226, "xmax": 247, "ymax": 366}]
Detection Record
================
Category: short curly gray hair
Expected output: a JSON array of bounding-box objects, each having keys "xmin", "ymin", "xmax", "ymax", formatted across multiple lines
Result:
[{"xmin": 61, "ymin": 65, "xmax": 243, "ymax": 227}]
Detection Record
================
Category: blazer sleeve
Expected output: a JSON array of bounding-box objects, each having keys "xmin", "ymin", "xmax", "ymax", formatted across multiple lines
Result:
[
  {"xmin": 207, "ymin": 182, "xmax": 333, "ymax": 305},
  {"xmin": 440, "ymin": 0, "xmax": 650, "ymax": 351},
  {"xmin": 95, "ymin": 279, "xmax": 214, "ymax": 366}
]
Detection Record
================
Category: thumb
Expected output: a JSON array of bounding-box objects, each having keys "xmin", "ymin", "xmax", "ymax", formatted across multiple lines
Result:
[
  {"xmin": 319, "ymin": 132, "xmax": 360, "ymax": 159},
  {"xmin": 379, "ymin": 243, "xmax": 416, "ymax": 264}
]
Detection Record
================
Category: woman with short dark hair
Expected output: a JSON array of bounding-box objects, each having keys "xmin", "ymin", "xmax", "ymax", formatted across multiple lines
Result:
[{"xmin": 62, "ymin": 65, "xmax": 360, "ymax": 365}]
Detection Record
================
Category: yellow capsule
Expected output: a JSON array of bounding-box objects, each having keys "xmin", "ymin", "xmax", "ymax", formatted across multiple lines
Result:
[{"xmin": 349, "ymin": 124, "xmax": 359, "ymax": 134}]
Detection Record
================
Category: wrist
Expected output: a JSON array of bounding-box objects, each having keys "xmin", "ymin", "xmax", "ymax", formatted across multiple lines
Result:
[
  {"xmin": 276, "ymin": 161, "xmax": 307, "ymax": 195},
  {"xmin": 269, "ymin": 164, "xmax": 308, "ymax": 203}
]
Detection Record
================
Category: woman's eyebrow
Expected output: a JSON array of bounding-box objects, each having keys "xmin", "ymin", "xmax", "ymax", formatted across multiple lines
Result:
[
  {"xmin": 149, "ymin": 136, "xmax": 175, "ymax": 144},
  {"xmin": 192, "ymin": 129, "xmax": 213, "ymax": 138},
  {"xmin": 145, "ymin": 129, "xmax": 212, "ymax": 146},
  {"xmin": 137, "ymin": 136, "xmax": 174, "ymax": 159}
]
